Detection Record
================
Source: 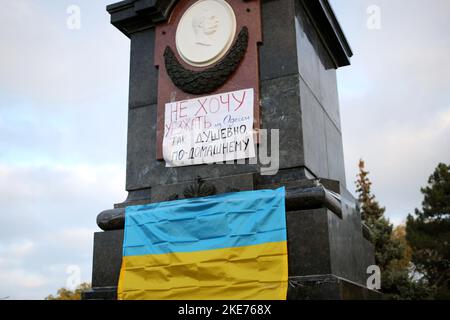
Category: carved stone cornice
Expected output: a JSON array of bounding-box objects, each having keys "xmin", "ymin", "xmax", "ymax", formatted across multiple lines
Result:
[
  {"xmin": 107, "ymin": 0, "xmax": 353, "ymax": 67},
  {"xmin": 106, "ymin": 0, "xmax": 178, "ymax": 36},
  {"xmin": 96, "ymin": 180, "xmax": 342, "ymax": 231},
  {"xmin": 299, "ymin": 0, "xmax": 353, "ymax": 67}
]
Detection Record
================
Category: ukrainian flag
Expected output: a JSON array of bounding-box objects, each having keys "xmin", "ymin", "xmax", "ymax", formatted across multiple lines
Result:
[{"xmin": 118, "ymin": 187, "xmax": 288, "ymax": 300}]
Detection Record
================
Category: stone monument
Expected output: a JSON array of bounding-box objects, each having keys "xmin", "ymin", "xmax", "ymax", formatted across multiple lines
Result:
[{"xmin": 83, "ymin": 0, "xmax": 377, "ymax": 300}]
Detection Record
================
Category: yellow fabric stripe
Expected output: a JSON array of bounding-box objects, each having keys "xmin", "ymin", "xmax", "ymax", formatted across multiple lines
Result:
[{"xmin": 118, "ymin": 241, "xmax": 288, "ymax": 300}]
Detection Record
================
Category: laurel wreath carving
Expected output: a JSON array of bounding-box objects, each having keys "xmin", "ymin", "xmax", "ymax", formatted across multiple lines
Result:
[{"xmin": 164, "ymin": 27, "xmax": 249, "ymax": 95}]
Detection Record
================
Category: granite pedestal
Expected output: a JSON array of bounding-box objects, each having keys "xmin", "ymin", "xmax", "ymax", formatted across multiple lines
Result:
[{"xmin": 83, "ymin": 0, "xmax": 378, "ymax": 300}]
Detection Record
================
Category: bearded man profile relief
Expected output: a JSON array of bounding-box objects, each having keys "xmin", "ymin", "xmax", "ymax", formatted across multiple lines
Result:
[
  {"xmin": 192, "ymin": 12, "xmax": 219, "ymax": 46},
  {"xmin": 175, "ymin": 0, "xmax": 237, "ymax": 67}
]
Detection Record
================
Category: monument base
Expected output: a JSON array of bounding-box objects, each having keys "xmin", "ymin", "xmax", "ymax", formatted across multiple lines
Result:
[
  {"xmin": 83, "ymin": 278, "xmax": 380, "ymax": 301},
  {"xmin": 82, "ymin": 287, "xmax": 117, "ymax": 300},
  {"xmin": 84, "ymin": 180, "xmax": 378, "ymax": 300}
]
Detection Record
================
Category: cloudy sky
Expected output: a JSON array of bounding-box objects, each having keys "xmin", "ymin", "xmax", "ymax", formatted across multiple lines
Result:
[{"xmin": 0, "ymin": 0, "xmax": 449, "ymax": 299}]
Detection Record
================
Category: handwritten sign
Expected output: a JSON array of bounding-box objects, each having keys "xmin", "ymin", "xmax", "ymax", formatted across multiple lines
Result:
[{"xmin": 163, "ymin": 88, "xmax": 255, "ymax": 167}]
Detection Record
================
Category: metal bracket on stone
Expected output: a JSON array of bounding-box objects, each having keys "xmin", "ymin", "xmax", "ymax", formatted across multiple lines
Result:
[
  {"xmin": 287, "ymin": 274, "xmax": 379, "ymax": 300},
  {"xmin": 285, "ymin": 183, "xmax": 342, "ymax": 218},
  {"xmin": 97, "ymin": 208, "xmax": 126, "ymax": 231},
  {"xmin": 288, "ymin": 274, "xmax": 340, "ymax": 288}
]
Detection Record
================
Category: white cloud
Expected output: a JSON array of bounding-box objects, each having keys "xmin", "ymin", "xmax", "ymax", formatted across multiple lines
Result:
[
  {"xmin": 333, "ymin": 0, "xmax": 450, "ymax": 225},
  {"xmin": 0, "ymin": 240, "xmax": 35, "ymax": 258},
  {"xmin": 51, "ymin": 227, "xmax": 97, "ymax": 253},
  {"xmin": 0, "ymin": 163, "xmax": 125, "ymax": 239},
  {"xmin": 0, "ymin": 0, "xmax": 129, "ymax": 106},
  {"xmin": 0, "ymin": 269, "xmax": 48, "ymax": 289},
  {"xmin": 0, "ymin": 164, "xmax": 126, "ymax": 299},
  {"xmin": 0, "ymin": 1, "xmax": 129, "ymax": 299}
]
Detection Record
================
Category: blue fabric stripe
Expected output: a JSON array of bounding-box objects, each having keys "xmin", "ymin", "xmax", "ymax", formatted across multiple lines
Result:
[{"xmin": 123, "ymin": 187, "xmax": 286, "ymax": 257}]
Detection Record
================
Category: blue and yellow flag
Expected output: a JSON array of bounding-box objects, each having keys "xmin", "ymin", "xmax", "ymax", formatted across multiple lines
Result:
[{"xmin": 118, "ymin": 187, "xmax": 288, "ymax": 300}]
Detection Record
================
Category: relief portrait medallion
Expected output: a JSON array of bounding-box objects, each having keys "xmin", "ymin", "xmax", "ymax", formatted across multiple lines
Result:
[{"xmin": 175, "ymin": 0, "xmax": 237, "ymax": 67}]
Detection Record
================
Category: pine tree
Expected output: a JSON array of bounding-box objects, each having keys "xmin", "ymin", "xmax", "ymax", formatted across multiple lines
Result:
[
  {"xmin": 391, "ymin": 226, "xmax": 412, "ymax": 271},
  {"xmin": 356, "ymin": 160, "xmax": 384, "ymax": 221},
  {"xmin": 356, "ymin": 160, "xmax": 403, "ymax": 270},
  {"xmin": 355, "ymin": 160, "xmax": 422, "ymax": 299},
  {"xmin": 406, "ymin": 163, "xmax": 450, "ymax": 299}
]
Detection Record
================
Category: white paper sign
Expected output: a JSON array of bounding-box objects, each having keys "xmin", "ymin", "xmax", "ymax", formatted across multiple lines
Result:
[{"xmin": 163, "ymin": 88, "xmax": 255, "ymax": 167}]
